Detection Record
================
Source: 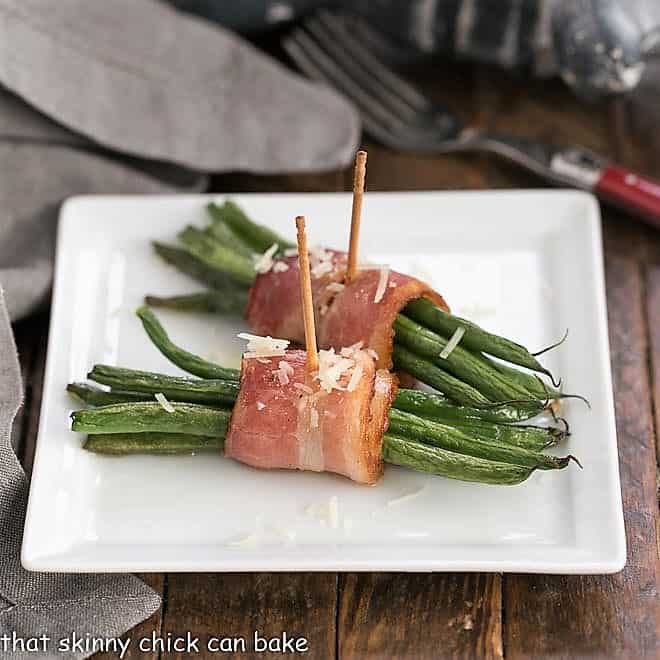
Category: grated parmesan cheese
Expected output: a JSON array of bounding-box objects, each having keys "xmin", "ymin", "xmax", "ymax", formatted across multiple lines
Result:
[
  {"xmin": 366, "ymin": 348, "xmax": 379, "ymax": 361},
  {"xmin": 253, "ymin": 243, "xmax": 279, "ymax": 274},
  {"xmin": 227, "ymin": 531, "xmax": 260, "ymax": 548},
  {"xmin": 340, "ymin": 341, "xmax": 364, "ymax": 357},
  {"xmin": 328, "ymin": 496, "xmax": 339, "ymax": 529},
  {"xmin": 346, "ymin": 364, "xmax": 363, "ymax": 392},
  {"xmin": 154, "ymin": 392, "xmax": 174, "ymax": 413},
  {"xmin": 228, "ymin": 515, "xmax": 264, "ymax": 547},
  {"xmin": 271, "ymin": 525, "xmax": 297, "ymax": 543},
  {"xmin": 326, "ymin": 282, "xmax": 345, "ymax": 294},
  {"xmin": 279, "ymin": 360, "xmax": 294, "ymax": 376},
  {"xmin": 305, "ymin": 496, "xmax": 340, "ymax": 529},
  {"xmin": 315, "ymin": 348, "xmax": 355, "ymax": 392},
  {"xmin": 238, "ymin": 332, "xmax": 289, "ymax": 359},
  {"xmin": 310, "ymin": 407, "xmax": 319, "ymax": 428},
  {"xmin": 293, "ymin": 382, "xmax": 313, "ymax": 395},
  {"xmin": 272, "ymin": 260, "xmax": 289, "ymax": 273},
  {"xmin": 273, "ymin": 367, "xmax": 290, "ymax": 385},
  {"xmin": 311, "ymin": 260, "xmax": 333, "ymax": 278},
  {"xmin": 256, "ymin": 401, "xmax": 266, "ymax": 411},
  {"xmin": 386, "ymin": 486, "xmax": 426, "ymax": 507},
  {"xmin": 374, "ymin": 266, "xmax": 390, "ymax": 303},
  {"xmin": 310, "ymin": 246, "xmax": 335, "ymax": 278},
  {"xmin": 439, "ymin": 327, "xmax": 466, "ymax": 360}
]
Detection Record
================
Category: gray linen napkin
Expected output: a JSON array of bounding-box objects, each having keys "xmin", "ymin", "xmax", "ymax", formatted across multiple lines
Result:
[
  {"xmin": 0, "ymin": 0, "xmax": 359, "ymax": 173},
  {"xmin": 0, "ymin": 0, "xmax": 359, "ymax": 655},
  {"xmin": 0, "ymin": 287, "xmax": 162, "ymax": 660}
]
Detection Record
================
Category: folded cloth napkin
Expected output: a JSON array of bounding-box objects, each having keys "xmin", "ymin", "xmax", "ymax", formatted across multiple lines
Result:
[
  {"xmin": 0, "ymin": 0, "xmax": 359, "ymax": 173},
  {"xmin": 1, "ymin": 288, "xmax": 162, "ymax": 660},
  {"xmin": 0, "ymin": 0, "xmax": 359, "ymax": 656}
]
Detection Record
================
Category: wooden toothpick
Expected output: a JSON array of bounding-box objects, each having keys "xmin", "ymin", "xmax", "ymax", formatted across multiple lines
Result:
[
  {"xmin": 346, "ymin": 150, "xmax": 367, "ymax": 282},
  {"xmin": 295, "ymin": 215, "xmax": 319, "ymax": 373}
]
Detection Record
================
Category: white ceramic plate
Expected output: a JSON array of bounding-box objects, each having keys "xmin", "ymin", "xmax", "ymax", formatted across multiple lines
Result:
[{"xmin": 22, "ymin": 191, "xmax": 625, "ymax": 573}]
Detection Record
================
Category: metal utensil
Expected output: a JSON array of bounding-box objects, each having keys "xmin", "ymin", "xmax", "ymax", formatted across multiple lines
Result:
[{"xmin": 283, "ymin": 10, "xmax": 660, "ymax": 227}]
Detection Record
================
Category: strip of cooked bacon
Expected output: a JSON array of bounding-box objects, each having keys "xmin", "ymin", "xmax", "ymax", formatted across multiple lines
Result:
[
  {"xmin": 245, "ymin": 250, "xmax": 448, "ymax": 369},
  {"xmin": 224, "ymin": 347, "xmax": 397, "ymax": 484}
]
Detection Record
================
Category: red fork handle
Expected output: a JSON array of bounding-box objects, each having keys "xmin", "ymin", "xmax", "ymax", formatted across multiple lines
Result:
[{"xmin": 594, "ymin": 165, "xmax": 660, "ymax": 227}]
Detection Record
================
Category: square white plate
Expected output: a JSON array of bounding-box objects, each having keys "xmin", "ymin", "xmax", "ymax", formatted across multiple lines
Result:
[{"xmin": 22, "ymin": 191, "xmax": 625, "ymax": 573}]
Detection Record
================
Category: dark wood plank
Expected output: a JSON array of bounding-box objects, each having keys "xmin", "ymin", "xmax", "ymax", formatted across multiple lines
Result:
[
  {"xmin": 466, "ymin": 64, "xmax": 660, "ymax": 659},
  {"xmin": 339, "ymin": 573, "xmax": 502, "ymax": 659},
  {"xmin": 646, "ymin": 264, "xmax": 660, "ymax": 467},
  {"xmin": 160, "ymin": 573, "xmax": 336, "ymax": 659},
  {"xmin": 505, "ymin": 216, "xmax": 660, "ymax": 659},
  {"xmin": 211, "ymin": 170, "xmax": 346, "ymax": 194}
]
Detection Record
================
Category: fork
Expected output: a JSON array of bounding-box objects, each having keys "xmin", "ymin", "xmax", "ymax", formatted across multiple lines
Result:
[{"xmin": 283, "ymin": 10, "xmax": 660, "ymax": 227}]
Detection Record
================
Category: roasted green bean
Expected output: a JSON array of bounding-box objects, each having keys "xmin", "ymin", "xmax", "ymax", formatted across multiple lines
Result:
[
  {"xmin": 87, "ymin": 364, "xmax": 239, "ymax": 406},
  {"xmin": 71, "ymin": 402, "xmax": 230, "ymax": 437},
  {"xmin": 137, "ymin": 305, "xmax": 241, "ymax": 381}
]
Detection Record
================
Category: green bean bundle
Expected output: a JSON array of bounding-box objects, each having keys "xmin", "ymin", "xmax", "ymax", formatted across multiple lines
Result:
[
  {"xmin": 145, "ymin": 200, "xmax": 572, "ymax": 410},
  {"xmin": 68, "ymin": 308, "xmax": 577, "ymax": 487}
]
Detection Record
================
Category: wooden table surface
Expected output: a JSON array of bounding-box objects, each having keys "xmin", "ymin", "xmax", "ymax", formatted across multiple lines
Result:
[{"xmin": 12, "ymin": 61, "xmax": 660, "ymax": 659}]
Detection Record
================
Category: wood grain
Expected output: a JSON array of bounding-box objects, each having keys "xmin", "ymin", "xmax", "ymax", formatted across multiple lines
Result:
[
  {"xmin": 647, "ymin": 265, "xmax": 660, "ymax": 467},
  {"xmin": 160, "ymin": 573, "xmax": 337, "ymax": 659},
  {"xmin": 338, "ymin": 573, "xmax": 502, "ymax": 659},
  {"xmin": 504, "ymin": 217, "xmax": 660, "ymax": 659}
]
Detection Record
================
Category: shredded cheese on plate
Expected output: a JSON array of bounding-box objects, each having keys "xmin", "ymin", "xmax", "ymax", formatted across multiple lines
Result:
[
  {"xmin": 154, "ymin": 392, "xmax": 174, "ymax": 413},
  {"xmin": 439, "ymin": 327, "xmax": 466, "ymax": 359},
  {"xmin": 253, "ymin": 243, "xmax": 279, "ymax": 274},
  {"xmin": 238, "ymin": 332, "xmax": 290, "ymax": 359},
  {"xmin": 374, "ymin": 266, "xmax": 390, "ymax": 303}
]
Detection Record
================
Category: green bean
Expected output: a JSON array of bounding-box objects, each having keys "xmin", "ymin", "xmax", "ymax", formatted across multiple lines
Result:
[
  {"xmin": 83, "ymin": 433, "xmax": 224, "ymax": 455},
  {"xmin": 87, "ymin": 364, "xmax": 240, "ymax": 406},
  {"xmin": 178, "ymin": 226, "xmax": 256, "ymax": 286},
  {"xmin": 152, "ymin": 242, "xmax": 241, "ymax": 290},
  {"xmin": 404, "ymin": 298, "xmax": 555, "ymax": 378},
  {"xmin": 145, "ymin": 289, "xmax": 248, "ymax": 316},
  {"xmin": 71, "ymin": 402, "xmax": 230, "ymax": 437},
  {"xmin": 67, "ymin": 383, "xmax": 149, "ymax": 406},
  {"xmin": 445, "ymin": 420, "xmax": 562, "ymax": 451},
  {"xmin": 137, "ymin": 305, "xmax": 240, "ymax": 381},
  {"xmin": 387, "ymin": 409, "xmax": 573, "ymax": 470},
  {"xmin": 79, "ymin": 429, "xmax": 536, "ymax": 486},
  {"xmin": 486, "ymin": 358, "xmax": 558, "ymax": 400},
  {"xmin": 382, "ymin": 434, "xmax": 534, "ymax": 485},
  {"xmin": 392, "ymin": 344, "xmax": 490, "ymax": 406},
  {"xmin": 205, "ymin": 204, "xmax": 255, "ymax": 257},
  {"xmin": 394, "ymin": 315, "xmax": 539, "ymax": 401},
  {"xmin": 209, "ymin": 201, "xmax": 295, "ymax": 255},
  {"xmin": 392, "ymin": 389, "xmax": 544, "ymax": 423}
]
